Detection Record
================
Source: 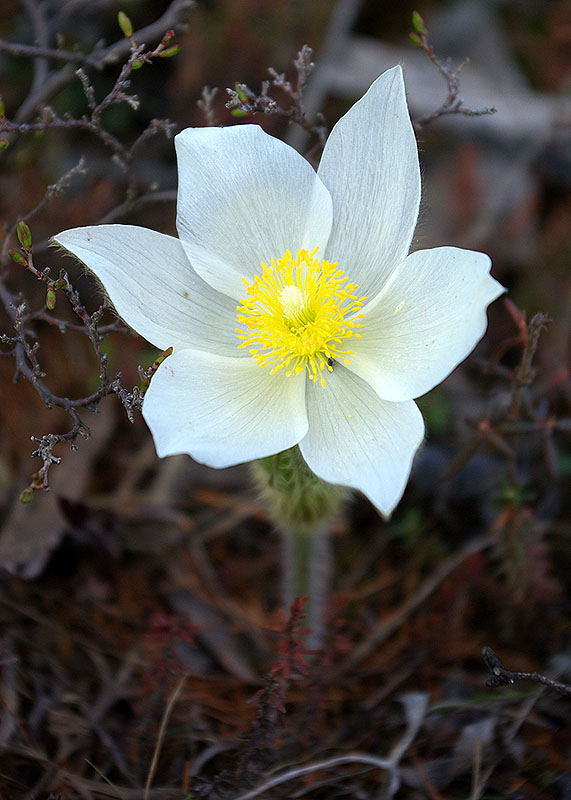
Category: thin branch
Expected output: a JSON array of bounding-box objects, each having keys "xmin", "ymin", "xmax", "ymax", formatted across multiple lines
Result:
[
  {"xmin": 508, "ymin": 312, "xmax": 551, "ymax": 419},
  {"xmin": 22, "ymin": 0, "xmax": 50, "ymax": 96},
  {"xmin": 2, "ymin": 0, "xmax": 194, "ymax": 127},
  {"xmin": 409, "ymin": 15, "xmax": 497, "ymax": 128},
  {"xmin": 0, "ymin": 40, "xmax": 87, "ymax": 64},
  {"xmin": 482, "ymin": 648, "xmax": 571, "ymax": 696},
  {"xmin": 225, "ymin": 45, "xmax": 327, "ymax": 147}
]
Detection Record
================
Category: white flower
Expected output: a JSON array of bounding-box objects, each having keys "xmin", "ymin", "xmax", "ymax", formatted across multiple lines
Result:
[{"xmin": 54, "ymin": 66, "xmax": 504, "ymax": 517}]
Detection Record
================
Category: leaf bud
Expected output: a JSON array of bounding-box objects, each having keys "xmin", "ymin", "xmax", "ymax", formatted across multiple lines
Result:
[
  {"xmin": 0, "ymin": 138, "xmax": 9, "ymax": 150},
  {"xmin": 9, "ymin": 248, "xmax": 27, "ymax": 267},
  {"xmin": 118, "ymin": 11, "xmax": 133, "ymax": 38},
  {"xmin": 412, "ymin": 11, "xmax": 425, "ymax": 33},
  {"xmin": 409, "ymin": 32, "xmax": 421, "ymax": 47},
  {"xmin": 131, "ymin": 58, "xmax": 144, "ymax": 70},
  {"xmin": 17, "ymin": 220, "xmax": 32, "ymax": 250},
  {"xmin": 46, "ymin": 288, "xmax": 56, "ymax": 310},
  {"xmin": 159, "ymin": 45, "xmax": 180, "ymax": 58},
  {"xmin": 20, "ymin": 486, "xmax": 34, "ymax": 504}
]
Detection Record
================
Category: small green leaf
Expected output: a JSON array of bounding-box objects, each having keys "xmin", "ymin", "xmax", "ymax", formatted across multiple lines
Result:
[
  {"xmin": 131, "ymin": 58, "xmax": 144, "ymax": 70},
  {"xmin": 46, "ymin": 289, "xmax": 56, "ymax": 310},
  {"xmin": 0, "ymin": 98, "xmax": 5, "ymax": 117},
  {"xmin": 118, "ymin": 10, "xmax": 133, "ymax": 38},
  {"xmin": 17, "ymin": 220, "xmax": 32, "ymax": 250},
  {"xmin": 409, "ymin": 32, "xmax": 421, "ymax": 47},
  {"xmin": 0, "ymin": 138, "xmax": 9, "ymax": 150},
  {"xmin": 412, "ymin": 11, "xmax": 425, "ymax": 33}
]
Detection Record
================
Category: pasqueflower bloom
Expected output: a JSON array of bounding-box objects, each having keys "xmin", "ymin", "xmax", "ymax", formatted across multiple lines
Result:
[{"xmin": 54, "ymin": 66, "xmax": 503, "ymax": 516}]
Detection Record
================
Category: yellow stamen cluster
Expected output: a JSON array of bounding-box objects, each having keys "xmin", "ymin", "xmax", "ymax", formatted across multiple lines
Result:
[{"xmin": 236, "ymin": 248, "xmax": 366, "ymax": 387}]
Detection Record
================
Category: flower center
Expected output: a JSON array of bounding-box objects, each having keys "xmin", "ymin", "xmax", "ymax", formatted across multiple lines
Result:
[{"xmin": 236, "ymin": 247, "xmax": 366, "ymax": 387}]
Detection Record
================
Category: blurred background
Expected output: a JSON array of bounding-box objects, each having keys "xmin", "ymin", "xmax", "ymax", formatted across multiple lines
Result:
[{"xmin": 1, "ymin": 1, "xmax": 570, "ymax": 798}]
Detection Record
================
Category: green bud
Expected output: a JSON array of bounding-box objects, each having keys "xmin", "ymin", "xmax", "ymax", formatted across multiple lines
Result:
[
  {"xmin": 159, "ymin": 45, "xmax": 180, "ymax": 58},
  {"xmin": 8, "ymin": 248, "xmax": 27, "ymax": 267},
  {"xmin": 251, "ymin": 446, "xmax": 349, "ymax": 536},
  {"xmin": 230, "ymin": 108, "xmax": 248, "ymax": 118},
  {"xmin": 17, "ymin": 220, "xmax": 32, "ymax": 250},
  {"xmin": 118, "ymin": 11, "xmax": 133, "ymax": 38},
  {"xmin": 412, "ymin": 11, "xmax": 425, "ymax": 33},
  {"xmin": 20, "ymin": 486, "xmax": 34, "ymax": 504},
  {"xmin": 0, "ymin": 98, "xmax": 5, "ymax": 117},
  {"xmin": 46, "ymin": 289, "xmax": 56, "ymax": 310},
  {"xmin": 409, "ymin": 32, "xmax": 421, "ymax": 47},
  {"xmin": 131, "ymin": 58, "xmax": 144, "ymax": 70},
  {"xmin": 0, "ymin": 138, "xmax": 9, "ymax": 150},
  {"xmin": 53, "ymin": 278, "xmax": 67, "ymax": 290}
]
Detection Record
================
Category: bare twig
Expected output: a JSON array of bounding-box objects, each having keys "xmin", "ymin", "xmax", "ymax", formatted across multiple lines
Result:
[
  {"xmin": 482, "ymin": 647, "xmax": 571, "ymax": 696},
  {"xmin": 507, "ymin": 312, "xmax": 551, "ymax": 419},
  {"xmin": 0, "ymin": 40, "xmax": 88, "ymax": 64},
  {"xmin": 3, "ymin": 0, "xmax": 194, "ymax": 126},
  {"xmin": 409, "ymin": 14, "xmax": 497, "ymax": 128},
  {"xmin": 225, "ymin": 45, "xmax": 327, "ymax": 146},
  {"xmin": 0, "ymin": 6, "xmax": 188, "ymax": 496},
  {"xmin": 197, "ymin": 86, "xmax": 219, "ymax": 126}
]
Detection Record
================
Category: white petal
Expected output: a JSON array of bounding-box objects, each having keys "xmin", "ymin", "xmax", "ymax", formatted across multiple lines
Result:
[
  {"xmin": 317, "ymin": 66, "xmax": 420, "ymax": 299},
  {"xmin": 175, "ymin": 125, "xmax": 333, "ymax": 299},
  {"xmin": 54, "ymin": 225, "xmax": 240, "ymax": 354},
  {"xmin": 142, "ymin": 349, "xmax": 308, "ymax": 467},
  {"xmin": 299, "ymin": 366, "xmax": 424, "ymax": 517},
  {"xmin": 348, "ymin": 247, "xmax": 505, "ymax": 401}
]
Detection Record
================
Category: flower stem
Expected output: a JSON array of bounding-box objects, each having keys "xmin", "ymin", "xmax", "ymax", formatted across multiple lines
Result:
[
  {"xmin": 251, "ymin": 447, "xmax": 348, "ymax": 647},
  {"xmin": 283, "ymin": 523, "xmax": 331, "ymax": 646}
]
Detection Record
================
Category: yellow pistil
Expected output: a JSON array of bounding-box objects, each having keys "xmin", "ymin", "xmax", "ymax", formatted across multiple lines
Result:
[{"xmin": 236, "ymin": 247, "xmax": 366, "ymax": 387}]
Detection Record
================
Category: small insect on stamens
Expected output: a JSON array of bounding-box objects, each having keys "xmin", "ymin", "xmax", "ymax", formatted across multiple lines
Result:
[{"xmin": 327, "ymin": 357, "xmax": 335, "ymax": 369}]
